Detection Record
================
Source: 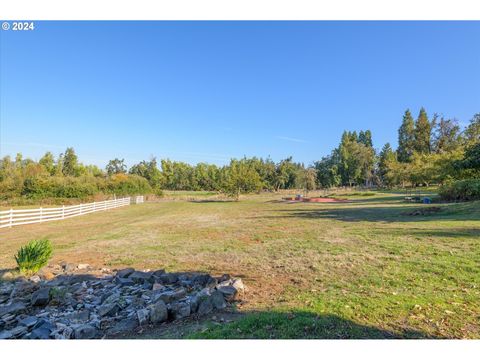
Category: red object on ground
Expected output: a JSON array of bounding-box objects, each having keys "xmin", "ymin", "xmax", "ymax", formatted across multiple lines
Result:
[
  {"xmin": 282, "ymin": 197, "xmax": 348, "ymax": 203},
  {"xmin": 302, "ymin": 197, "xmax": 348, "ymax": 203}
]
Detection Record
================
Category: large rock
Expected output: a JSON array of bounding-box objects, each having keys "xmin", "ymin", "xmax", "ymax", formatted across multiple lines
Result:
[
  {"xmin": 10, "ymin": 325, "xmax": 28, "ymax": 338},
  {"xmin": 116, "ymin": 268, "xmax": 135, "ymax": 278},
  {"xmin": 29, "ymin": 319, "xmax": 54, "ymax": 339},
  {"xmin": 18, "ymin": 315, "xmax": 39, "ymax": 328},
  {"xmin": 217, "ymin": 285, "xmax": 237, "ymax": 301},
  {"xmin": 31, "ymin": 288, "xmax": 50, "ymax": 306},
  {"xmin": 193, "ymin": 274, "xmax": 216, "ymax": 287},
  {"xmin": 74, "ymin": 324, "xmax": 98, "ymax": 339},
  {"xmin": 0, "ymin": 330, "xmax": 13, "ymax": 339},
  {"xmin": 232, "ymin": 278, "xmax": 244, "ymax": 292},
  {"xmin": 106, "ymin": 316, "xmax": 138, "ymax": 336},
  {"xmin": 128, "ymin": 271, "xmax": 153, "ymax": 283},
  {"xmin": 97, "ymin": 303, "xmax": 118, "ymax": 317},
  {"xmin": 197, "ymin": 296, "xmax": 214, "ymax": 315},
  {"xmin": 153, "ymin": 288, "xmax": 186, "ymax": 304},
  {"xmin": 66, "ymin": 310, "xmax": 90, "ymax": 322},
  {"xmin": 149, "ymin": 300, "xmax": 168, "ymax": 324},
  {"xmin": 211, "ymin": 290, "xmax": 227, "ymax": 309},
  {"xmin": 169, "ymin": 302, "xmax": 191, "ymax": 320},
  {"xmin": 114, "ymin": 277, "xmax": 135, "ymax": 287},
  {"xmin": 0, "ymin": 301, "xmax": 26, "ymax": 317},
  {"xmin": 137, "ymin": 308, "xmax": 149, "ymax": 326},
  {"xmin": 157, "ymin": 273, "xmax": 178, "ymax": 285}
]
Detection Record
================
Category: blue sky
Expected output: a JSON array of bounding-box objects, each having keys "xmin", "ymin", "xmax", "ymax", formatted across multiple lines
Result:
[{"xmin": 1, "ymin": 21, "xmax": 479, "ymax": 167}]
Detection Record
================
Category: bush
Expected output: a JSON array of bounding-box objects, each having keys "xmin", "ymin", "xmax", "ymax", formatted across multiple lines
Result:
[
  {"xmin": 102, "ymin": 173, "xmax": 152, "ymax": 196},
  {"xmin": 15, "ymin": 238, "xmax": 53, "ymax": 275},
  {"xmin": 22, "ymin": 176, "xmax": 99, "ymax": 199},
  {"xmin": 439, "ymin": 179, "xmax": 480, "ymax": 202}
]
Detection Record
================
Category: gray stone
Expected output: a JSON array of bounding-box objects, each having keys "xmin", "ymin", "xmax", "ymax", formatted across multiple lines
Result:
[
  {"xmin": 197, "ymin": 296, "xmax": 214, "ymax": 315},
  {"xmin": 0, "ymin": 330, "xmax": 14, "ymax": 339},
  {"xmin": 114, "ymin": 277, "xmax": 135, "ymax": 287},
  {"xmin": 106, "ymin": 316, "xmax": 138, "ymax": 336},
  {"xmin": 18, "ymin": 315, "xmax": 39, "ymax": 328},
  {"xmin": 102, "ymin": 292, "xmax": 120, "ymax": 304},
  {"xmin": 77, "ymin": 264, "xmax": 90, "ymax": 270},
  {"xmin": 211, "ymin": 290, "xmax": 227, "ymax": 309},
  {"xmin": 97, "ymin": 303, "xmax": 118, "ymax": 317},
  {"xmin": 136, "ymin": 308, "xmax": 149, "ymax": 326},
  {"xmin": 169, "ymin": 302, "xmax": 191, "ymax": 320},
  {"xmin": 74, "ymin": 324, "xmax": 98, "ymax": 339},
  {"xmin": 10, "ymin": 325, "xmax": 28, "ymax": 338},
  {"xmin": 31, "ymin": 287, "xmax": 50, "ymax": 306},
  {"xmin": 217, "ymin": 285, "xmax": 238, "ymax": 301},
  {"xmin": 152, "ymin": 269, "xmax": 165, "ymax": 277},
  {"xmin": 0, "ymin": 301, "xmax": 26, "ymax": 317},
  {"xmin": 189, "ymin": 295, "xmax": 200, "ymax": 313},
  {"xmin": 117, "ymin": 268, "xmax": 135, "ymax": 278},
  {"xmin": 153, "ymin": 288, "xmax": 186, "ymax": 304},
  {"xmin": 129, "ymin": 271, "xmax": 153, "ymax": 283},
  {"xmin": 232, "ymin": 278, "xmax": 245, "ymax": 292},
  {"xmin": 30, "ymin": 320, "xmax": 54, "ymax": 339},
  {"xmin": 149, "ymin": 300, "xmax": 168, "ymax": 324},
  {"xmin": 66, "ymin": 310, "xmax": 90, "ymax": 322},
  {"xmin": 158, "ymin": 273, "xmax": 178, "ymax": 285},
  {"xmin": 0, "ymin": 284, "xmax": 13, "ymax": 296}
]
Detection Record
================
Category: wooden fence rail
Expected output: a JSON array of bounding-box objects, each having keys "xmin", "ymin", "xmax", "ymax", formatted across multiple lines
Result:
[{"xmin": 0, "ymin": 197, "xmax": 132, "ymax": 229}]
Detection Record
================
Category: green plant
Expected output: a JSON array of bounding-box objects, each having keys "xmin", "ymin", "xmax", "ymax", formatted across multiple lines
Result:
[
  {"xmin": 14, "ymin": 238, "xmax": 53, "ymax": 275},
  {"xmin": 439, "ymin": 179, "xmax": 480, "ymax": 201}
]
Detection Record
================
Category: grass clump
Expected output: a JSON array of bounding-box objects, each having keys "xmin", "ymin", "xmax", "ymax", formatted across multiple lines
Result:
[{"xmin": 14, "ymin": 238, "xmax": 53, "ymax": 275}]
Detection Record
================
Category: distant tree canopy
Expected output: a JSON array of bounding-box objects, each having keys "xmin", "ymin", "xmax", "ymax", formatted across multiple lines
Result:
[
  {"xmin": 1, "ymin": 109, "xmax": 478, "ymax": 202},
  {"xmin": 106, "ymin": 158, "xmax": 127, "ymax": 175}
]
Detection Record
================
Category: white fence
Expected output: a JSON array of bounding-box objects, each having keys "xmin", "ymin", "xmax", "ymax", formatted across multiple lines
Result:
[{"xmin": 0, "ymin": 197, "xmax": 131, "ymax": 229}]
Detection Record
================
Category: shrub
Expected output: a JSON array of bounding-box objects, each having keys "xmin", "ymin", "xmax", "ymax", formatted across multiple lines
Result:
[
  {"xmin": 439, "ymin": 179, "xmax": 480, "ymax": 202},
  {"xmin": 15, "ymin": 238, "xmax": 53, "ymax": 275},
  {"xmin": 102, "ymin": 173, "xmax": 152, "ymax": 196}
]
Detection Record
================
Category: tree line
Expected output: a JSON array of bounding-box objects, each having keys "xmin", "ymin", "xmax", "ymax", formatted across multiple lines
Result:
[
  {"xmin": 315, "ymin": 109, "xmax": 479, "ymax": 189},
  {"xmin": 1, "ymin": 108, "xmax": 478, "ymax": 202}
]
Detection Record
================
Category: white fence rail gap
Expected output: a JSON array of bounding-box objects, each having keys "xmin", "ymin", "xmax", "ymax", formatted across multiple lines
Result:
[{"xmin": 0, "ymin": 197, "xmax": 132, "ymax": 229}]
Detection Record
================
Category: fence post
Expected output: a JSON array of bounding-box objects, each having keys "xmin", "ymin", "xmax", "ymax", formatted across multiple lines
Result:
[
  {"xmin": 9, "ymin": 208, "xmax": 13, "ymax": 228},
  {"xmin": 93, "ymin": 201, "xmax": 96, "ymax": 212},
  {"xmin": 40, "ymin": 207, "xmax": 43, "ymax": 223},
  {"xmin": 80, "ymin": 203, "xmax": 83, "ymax": 215},
  {"xmin": 62, "ymin": 205, "xmax": 65, "ymax": 219}
]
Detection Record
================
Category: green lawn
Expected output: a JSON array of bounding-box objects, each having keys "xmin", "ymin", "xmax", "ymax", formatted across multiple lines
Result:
[{"xmin": 1, "ymin": 190, "xmax": 479, "ymax": 338}]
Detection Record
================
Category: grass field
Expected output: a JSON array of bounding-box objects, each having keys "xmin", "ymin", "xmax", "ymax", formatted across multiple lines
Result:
[{"xmin": 1, "ymin": 190, "xmax": 479, "ymax": 338}]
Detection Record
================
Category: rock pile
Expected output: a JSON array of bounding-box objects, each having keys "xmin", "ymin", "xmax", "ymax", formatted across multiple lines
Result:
[{"xmin": 0, "ymin": 264, "xmax": 244, "ymax": 339}]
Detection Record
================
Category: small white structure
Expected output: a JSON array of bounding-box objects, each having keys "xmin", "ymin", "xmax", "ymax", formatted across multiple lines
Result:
[{"xmin": 131, "ymin": 195, "xmax": 144, "ymax": 204}]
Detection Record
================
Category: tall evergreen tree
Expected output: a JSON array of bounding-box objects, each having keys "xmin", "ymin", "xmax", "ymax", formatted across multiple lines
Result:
[
  {"xmin": 378, "ymin": 143, "xmax": 396, "ymax": 186},
  {"xmin": 62, "ymin": 147, "xmax": 79, "ymax": 176},
  {"xmin": 397, "ymin": 110, "xmax": 415, "ymax": 162},
  {"xmin": 414, "ymin": 107, "xmax": 432, "ymax": 154},
  {"xmin": 359, "ymin": 130, "xmax": 373, "ymax": 147}
]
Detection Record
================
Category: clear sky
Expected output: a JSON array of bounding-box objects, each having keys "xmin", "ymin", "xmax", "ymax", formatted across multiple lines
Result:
[{"xmin": 1, "ymin": 21, "xmax": 479, "ymax": 167}]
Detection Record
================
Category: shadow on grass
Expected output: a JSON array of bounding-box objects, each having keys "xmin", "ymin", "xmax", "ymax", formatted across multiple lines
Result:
[
  {"xmin": 186, "ymin": 310, "xmax": 441, "ymax": 339},
  {"xmin": 262, "ymin": 203, "xmax": 479, "ymax": 223}
]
